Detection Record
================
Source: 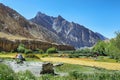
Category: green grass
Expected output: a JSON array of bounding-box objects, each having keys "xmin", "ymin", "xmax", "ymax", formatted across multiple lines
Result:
[
  {"xmin": 55, "ymin": 63, "xmax": 117, "ymax": 73},
  {"xmin": 38, "ymin": 63, "xmax": 120, "ymax": 80},
  {"xmin": 0, "ymin": 60, "xmax": 120, "ymax": 80},
  {"xmin": 0, "ymin": 63, "xmax": 17, "ymax": 80},
  {"xmin": 54, "ymin": 63, "xmax": 120, "ymax": 80},
  {"xmin": 95, "ymin": 56, "xmax": 117, "ymax": 63}
]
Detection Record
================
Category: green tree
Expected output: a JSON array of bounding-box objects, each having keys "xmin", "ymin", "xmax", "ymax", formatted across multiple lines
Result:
[
  {"xmin": 38, "ymin": 49, "xmax": 44, "ymax": 54},
  {"xmin": 24, "ymin": 49, "xmax": 32, "ymax": 54},
  {"xmin": 92, "ymin": 40, "xmax": 107, "ymax": 56},
  {"xmin": 46, "ymin": 47, "xmax": 57, "ymax": 53},
  {"xmin": 108, "ymin": 32, "xmax": 120, "ymax": 61},
  {"xmin": 114, "ymin": 31, "xmax": 120, "ymax": 49},
  {"xmin": 17, "ymin": 44, "xmax": 26, "ymax": 53},
  {"xmin": 35, "ymin": 48, "xmax": 44, "ymax": 54}
]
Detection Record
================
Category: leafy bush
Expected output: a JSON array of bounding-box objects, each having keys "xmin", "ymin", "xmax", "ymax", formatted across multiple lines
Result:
[
  {"xmin": 92, "ymin": 40, "xmax": 108, "ymax": 56},
  {"xmin": 25, "ymin": 54, "xmax": 40, "ymax": 59},
  {"xmin": 38, "ymin": 49, "xmax": 44, "ymax": 54},
  {"xmin": 24, "ymin": 49, "xmax": 32, "ymax": 54},
  {"xmin": 46, "ymin": 47, "xmax": 58, "ymax": 53},
  {"xmin": 92, "ymin": 32, "xmax": 120, "ymax": 61},
  {"xmin": 17, "ymin": 44, "xmax": 26, "ymax": 53},
  {"xmin": 0, "ymin": 63, "xmax": 17, "ymax": 80},
  {"xmin": 34, "ymin": 48, "xmax": 44, "ymax": 54}
]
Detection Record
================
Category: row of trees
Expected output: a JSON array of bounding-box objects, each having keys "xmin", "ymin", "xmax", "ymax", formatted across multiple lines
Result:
[
  {"xmin": 17, "ymin": 44, "xmax": 57, "ymax": 54},
  {"xmin": 93, "ymin": 32, "xmax": 120, "ymax": 61}
]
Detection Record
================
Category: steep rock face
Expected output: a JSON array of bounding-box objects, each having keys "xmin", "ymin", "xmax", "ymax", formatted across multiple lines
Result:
[
  {"xmin": 31, "ymin": 12, "xmax": 55, "ymax": 32},
  {"xmin": 31, "ymin": 12, "xmax": 104, "ymax": 48},
  {"xmin": 0, "ymin": 3, "xmax": 33, "ymax": 38},
  {"xmin": 0, "ymin": 3, "xmax": 63, "ymax": 44},
  {"xmin": 0, "ymin": 38, "xmax": 75, "ymax": 52}
]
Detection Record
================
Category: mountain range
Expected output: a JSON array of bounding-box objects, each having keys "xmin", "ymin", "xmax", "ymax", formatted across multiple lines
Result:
[
  {"xmin": 30, "ymin": 12, "xmax": 107, "ymax": 48},
  {"xmin": 0, "ymin": 3, "xmax": 107, "ymax": 49}
]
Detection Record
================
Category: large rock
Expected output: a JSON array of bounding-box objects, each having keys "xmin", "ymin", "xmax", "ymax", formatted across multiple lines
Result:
[{"xmin": 40, "ymin": 62, "xmax": 54, "ymax": 74}]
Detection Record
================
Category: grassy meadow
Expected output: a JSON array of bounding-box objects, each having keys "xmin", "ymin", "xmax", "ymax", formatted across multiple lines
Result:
[
  {"xmin": 0, "ymin": 58, "xmax": 120, "ymax": 80},
  {"xmin": 0, "ymin": 52, "xmax": 120, "ymax": 70},
  {"xmin": 0, "ymin": 50, "xmax": 120, "ymax": 80}
]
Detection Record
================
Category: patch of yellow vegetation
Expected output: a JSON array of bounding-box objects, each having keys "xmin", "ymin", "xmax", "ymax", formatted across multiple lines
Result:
[
  {"xmin": 1, "ymin": 53, "xmax": 120, "ymax": 70},
  {"xmin": 41, "ymin": 57, "xmax": 120, "ymax": 70},
  {"xmin": 0, "ymin": 53, "xmax": 16, "ymax": 58},
  {"xmin": 0, "ymin": 32, "xmax": 27, "ymax": 40}
]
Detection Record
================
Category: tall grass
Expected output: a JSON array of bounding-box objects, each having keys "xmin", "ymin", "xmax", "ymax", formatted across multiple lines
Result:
[
  {"xmin": 0, "ymin": 63, "xmax": 17, "ymax": 80},
  {"xmin": 0, "ymin": 63, "xmax": 120, "ymax": 80},
  {"xmin": 69, "ymin": 71, "xmax": 120, "ymax": 80},
  {"xmin": 17, "ymin": 70, "xmax": 36, "ymax": 80}
]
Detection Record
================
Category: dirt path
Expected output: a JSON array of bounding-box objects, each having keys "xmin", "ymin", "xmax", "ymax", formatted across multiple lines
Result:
[{"xmin": 41, "ymin": 57, "xmax": 120, "ymax": 70}]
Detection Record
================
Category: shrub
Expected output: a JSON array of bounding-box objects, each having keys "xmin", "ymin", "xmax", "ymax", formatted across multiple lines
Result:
[
  {"xmin": 38, "ymin": 49, "xmax": 44, "ymax": 54},
  {"xmin": 34, "ymin": 48, "xmax": 44, "ymax": 54},
  {"xmin": 24, "ymin": 49, "xmax": 32, "ymax": 54},
  {"xmin": 17, "ymin": 44, "xmax": 26, "ymax": 53},
  {"xmin": 46, "ymin": 47, "xmax": 57, "ymax": 53}
]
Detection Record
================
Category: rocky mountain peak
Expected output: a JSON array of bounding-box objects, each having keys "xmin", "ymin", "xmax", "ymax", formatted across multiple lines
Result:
[
  {"xmin": 0, "ymin": 3, "xmax": 64, "ymax": 44},
  {"xmin": 36, "ymin": 11, "xmax": 47, "ymax": 18},
  {"xmin": 0, "ymin": 3, "xmax": 108, "ymax": 49},
  {"xmin": 31, "ymin": 12, "xmax": 107, "ymax": 48},
  {"xmin": 57, "ymin": 15, "xmax": 65, "ymax": 21}
]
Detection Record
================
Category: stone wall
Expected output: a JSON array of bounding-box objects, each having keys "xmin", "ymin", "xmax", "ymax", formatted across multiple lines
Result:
[{"xmin": 0, "ymin": 38, "xmax": 75, "ymax": 52}]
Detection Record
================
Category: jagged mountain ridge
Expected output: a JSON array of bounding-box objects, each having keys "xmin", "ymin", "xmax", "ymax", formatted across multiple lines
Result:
[
  {"xmin": 0, "ymin": 3, "xmax": 107, "ymax": 49},
  {"xmin": 0, "ymin": 3, "xmax": 75, "ymax": 51},
  {"xmin": 0, "ymin": 3, "xmax": 63, "ymax": 44},
  {"xmin": 30, "ymin": 12, "xmax": 107, "ymax": 48}
]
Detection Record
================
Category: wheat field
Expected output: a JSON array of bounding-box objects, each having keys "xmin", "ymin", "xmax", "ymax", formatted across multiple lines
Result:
[{"xmin": 41, "ymin": 57, "xmax": 120, "ymax": 70}]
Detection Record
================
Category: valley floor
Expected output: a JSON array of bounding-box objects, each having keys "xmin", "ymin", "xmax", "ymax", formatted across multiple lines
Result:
[
  {"xmin": 0, "ymin": 53, "xmax": 120, "ymax": 70},
  {"xmin": 41, "ymin": 57, "xmax": 120, "ymax": 70}
]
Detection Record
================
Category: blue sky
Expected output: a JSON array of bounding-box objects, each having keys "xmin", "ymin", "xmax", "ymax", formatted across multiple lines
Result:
[{"xmin": 0, "ymin": 0, "xmax": 120, "ymax": 39}]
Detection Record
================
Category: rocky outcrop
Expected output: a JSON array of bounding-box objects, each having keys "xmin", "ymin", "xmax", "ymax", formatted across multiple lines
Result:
[
  {"xmin": 40, "ymin": 62, "xmax": 54, "ymax": 74},
  {"xmin": 0, "ymin": 38, "xmax": 75, "ymax": 52}
]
